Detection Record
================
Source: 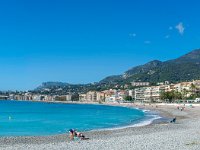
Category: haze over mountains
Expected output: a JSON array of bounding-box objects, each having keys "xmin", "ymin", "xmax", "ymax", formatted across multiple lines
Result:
[{"xmin": 36, "ymin": 49, "xmax": 200, "ymax": 93}]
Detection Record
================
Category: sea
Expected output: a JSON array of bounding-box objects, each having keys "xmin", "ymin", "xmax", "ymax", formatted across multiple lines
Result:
[{"xmin": 0, "ymin": 100, "xmax": 159, "ymax": 136}]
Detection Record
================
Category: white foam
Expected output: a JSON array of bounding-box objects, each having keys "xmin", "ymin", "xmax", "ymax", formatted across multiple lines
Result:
[
  {"xmin": 93, "ymin": 114, "xmax": 162, "ymax": 131},
  {"xmin": 142, "ymin": 109, "xmax": 150, "ymax": 112},
  {"xmin": 131, "ymin": 115, "xmax": 161, "ymax": 127},
  {"xmin": 134, "ymin": 107, "xmax": 140, "ymax": 110}
]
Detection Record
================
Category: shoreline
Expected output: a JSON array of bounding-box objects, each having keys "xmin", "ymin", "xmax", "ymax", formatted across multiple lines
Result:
[
  {"xmin": 0, "ymin": 100, "xmax": 163, "ymax": 137},
  {"xmin": 1, "ymin": 102, "xmax": 200, "ymax": 149},
  {"xmin": 0, "ymin": 100, "xmax": 192, "ymax": 136},
  {"xmin": 0, "ymin": 102, "xmax": 182, "ymax": 139},
  {"xmin": 0, "ymin": 100, "xmax": 170, "ymax": 133}
]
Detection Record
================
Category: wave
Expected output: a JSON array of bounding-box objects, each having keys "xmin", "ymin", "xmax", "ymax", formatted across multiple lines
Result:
[{"xmin": 93, "ymin": 113, "xmax": 161, "ymax": 131}]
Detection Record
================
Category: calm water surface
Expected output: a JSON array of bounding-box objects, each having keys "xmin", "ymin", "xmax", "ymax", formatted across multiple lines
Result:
[{"xmin": 0, "ymin": 100, "xmax": 150, "ymax": 136}]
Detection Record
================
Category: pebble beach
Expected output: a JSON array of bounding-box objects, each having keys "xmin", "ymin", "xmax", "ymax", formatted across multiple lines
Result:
[{"xmin": 1, "ymin": 103, "xmax": 200, "ymax": 150}]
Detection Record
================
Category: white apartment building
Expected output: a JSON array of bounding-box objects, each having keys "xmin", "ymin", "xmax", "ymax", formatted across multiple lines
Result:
[
  {"xmin": 174, "ymin": 82, "xmax": 192, "ymax": 93},
  {"xmin": 96, "ymin": 92, "xmax": 105, "ymax": 102},
  {"xmin": 135, "ymin": 85, "xmax": 168, "ymax": 102},
  {"xmin": 128, "ymin": 90, "xmax": 135, "ymax": 97},
  {"xmin": 131, "ymin": 82, "xmax": 150, "ymax": 87},
  {"xmin": 105, "ymin": 95, "xmax": 117, "ymax": 102},
  {"xmin": 79, "ymin": 94, "xmax": 87, "ymax": 101},
  {"xmin": 66, "ymin": 94, "xmax": 72, "ymax": 101},
  {"xmin": 150, "ymin": 86, "xmax": 165, "ymax": 102},
  {"xmin": 85, "ymin": 91, "xmax": 105, "ymax": 102},
  {"xmin": 86, "ymin": 91, "xmax": 97, "ymax": 101},
  {"xmin": 135, "ymin": 87, "xmax": 146, "ymax": 101}
]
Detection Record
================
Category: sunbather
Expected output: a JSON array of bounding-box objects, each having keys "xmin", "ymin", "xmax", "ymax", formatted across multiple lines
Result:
[
  {"xmin": 75, "ymin": 130, "xmax": 89, "ymax": 140},
  {"xmin": 68, "ymin": 129, "xmax": 89, "ymax": 141},
  {"xmin": 69, "ymin": 129, "xmax": 75, "ymax": 140}
]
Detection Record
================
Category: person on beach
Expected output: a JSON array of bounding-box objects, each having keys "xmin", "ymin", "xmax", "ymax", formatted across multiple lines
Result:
[
  {"xmin": 69, "ymin": 129, "xmax": 75, "ymax": 140},
  {"xmin": 69, "ymin": 129, "xmax": 89, "ymax": 141},
  {"xmin": 170, "ymin": 117, "xmax": 176, "ymax": 123},
  {"xmin": 75, "ymin": 131, "xmax": 89, "ymax": 140}
]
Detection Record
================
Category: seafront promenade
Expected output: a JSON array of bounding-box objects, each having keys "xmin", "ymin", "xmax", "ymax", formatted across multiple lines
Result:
[{"xmin": 0, "ymin": 103, "xmax": 200, "ymax": 150}]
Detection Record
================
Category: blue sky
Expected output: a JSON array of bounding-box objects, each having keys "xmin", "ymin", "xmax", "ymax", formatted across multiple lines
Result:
[{"xmin": 0, "ymin": 0, "xmax": 200, "ymax": 90}]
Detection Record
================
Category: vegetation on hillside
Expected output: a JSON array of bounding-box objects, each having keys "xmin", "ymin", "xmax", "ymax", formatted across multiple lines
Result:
[{"xmin": 34, "ymin": 49, "xmax": 200, "ymax": 94}]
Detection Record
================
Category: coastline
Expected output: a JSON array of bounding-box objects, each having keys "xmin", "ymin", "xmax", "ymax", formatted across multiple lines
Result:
[
  {"xmin": 1, "ymin": 102, "xmax": 200, "ymax": 149},
  {"xmin": 0, "ymin": 100, "xmax": 165, "ymax": 131},
  {"xmin": 0, "ymin": 100, "xmax": 163, "ymax": 134}
]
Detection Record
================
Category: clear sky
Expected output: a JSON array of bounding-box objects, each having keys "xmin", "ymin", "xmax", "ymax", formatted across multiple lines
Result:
[{"xmin": 0, "ymin": 0, "xmax": 200, "ymax": 90}]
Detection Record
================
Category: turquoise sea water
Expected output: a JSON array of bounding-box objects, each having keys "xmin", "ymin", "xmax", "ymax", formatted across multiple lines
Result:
[{"xmin": 0, "ymin": 100, "xmax": 155, "ymax": 136}]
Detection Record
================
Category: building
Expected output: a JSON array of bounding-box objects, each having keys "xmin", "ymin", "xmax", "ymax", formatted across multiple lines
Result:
[
  {"xmin": 66, "ymin": 94, "xmax": 72, "ymax": 101},
  {"xmin": 128, "ymin": 90, "xmax": 135, "ymax": 97},
  {"xmin": 135, "ymin": 85, "xmax": 169, "ymax": 102},
  {"xmin": 14, "ymin": 94, "xmax": 26, "ymax": 100},
  {"xmin": 149, "ymin": 86, "xmax": 166, "ymax": 102},
  {"xmin": 32, "ymin": 95, "xmax": 43, "ymax": 101},
  {"xmin": 96, "ymin": 92, "xmax": 105, "ymax": 102},
  {"xmin": 192, "ymin": 80, "xmax": 200, "ymax": 92},
  {"xmin": 86, "ymin": 91, "xmax": 97, "ymax": 102},
  {"xmin": 0, "ymin": 95, "xmax": 9, "ymax": 100},
  {"xmin": 85, "ymin": 91, "xmax": 105, "ymax": 102},
  {"xmin": 157, "ymin": 81, "xmax": 170, "ymax": 86},
  {"xmin": 79, "ymin": 94, "xmax": 87, "ymax": 101},
  {"xmin": 44, "ymin": 95, "xmax": 54, "ymax": 101},
  {"xmin": 173, "ymin": 82, "xmax": 192, "ymax": 98},
  {"xmin": 134, "ymin": 87, "xmax": 146, "ymax": 101},
  {"xmin": 131, "ymin": 82, "xmax": 150, "ymax": 87},
  {"xmin": 143, "ymin": 87, "xmax": 152, "ymax": 102},
  {"xmin": 174, "ymin": 82, "xmax": 192, "ymax": 93},
  {"xmin": 105, "ymin": 95, "xmax": 117, "ymax": 102},
  {"xmin": 54, "ymin": 95, "xmax": 66, "ymax": 101}
]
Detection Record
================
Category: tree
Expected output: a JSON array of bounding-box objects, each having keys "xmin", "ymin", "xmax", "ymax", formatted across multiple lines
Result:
[
  {"xmin": 182, "ymin": 88, "xmax": 188, "ymax": 99},
  {"xmin": 71, "ymin": 93, "xmax": 79, "ymax": 101},
  {"xmin": 160, "ymin": 90, "xmax": 182, "ymax": 103},
  {"xmin": 173, "ymin": 91, "xmax": 182, "ymax": 99},
  {"xmin": 124, "ymin": 96, "xmax": 133, "ymax": 101},
  {"xmin": 161, "ymin": 91, "xmax": 173, "ymax": 102}
]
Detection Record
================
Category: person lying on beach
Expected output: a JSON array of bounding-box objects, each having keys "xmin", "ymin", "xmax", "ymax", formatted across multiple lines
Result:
[
  {"xmin": 68, "ymin": 129, "xmax": 89, "ymax": 141},
  {"xmin": 74, "ymin": 130, "xmax": 89, "ymax": 140}
]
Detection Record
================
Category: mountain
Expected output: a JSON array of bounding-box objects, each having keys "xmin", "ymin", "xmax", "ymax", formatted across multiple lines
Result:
[
  {"xmin": 169, "ymin": 49, "xmax": 200, "ymax": 64},
  {"xmin": 35, "ymin": 49, "xmax": 200, "ymax": 94},
  {"xmin": 99, "ymin": 75, "xmax": 123, "ymax": 84},
  {"xmin": 100, "ymin": 49, "xmax": 200, "ymax": 84},
  {"xmin": 38, "ymin": 82, "xmax": 70, "ymax": 89},
  {"xmin": 34, "ymin": 82, "xmax": 99, "ymax": 94}
]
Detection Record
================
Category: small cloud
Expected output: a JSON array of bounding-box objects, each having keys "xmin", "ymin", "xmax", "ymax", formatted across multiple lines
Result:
[
  {"xmin": 169, "ymin": 26, "xmax": 173, "ymax": 30},
  {"xmin": 129, "ymin": 33, "xmax": 136, "ymax": 37},
  {"xmin": 165, "ymin": 35, "xmax": 170, "ymax": 39},
  {"xmin": 144, "ymin": 40, "xmax": 151, "ymax": 44},
  {"xmin": 175, "ymin": 22, "xmax": 185, "ymax": 35}
]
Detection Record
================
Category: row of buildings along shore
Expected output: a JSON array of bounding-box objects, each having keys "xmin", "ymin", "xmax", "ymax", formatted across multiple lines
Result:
[{"xmin": 1, "ymin": 80, "xmax": 200, "ymax": 103}]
